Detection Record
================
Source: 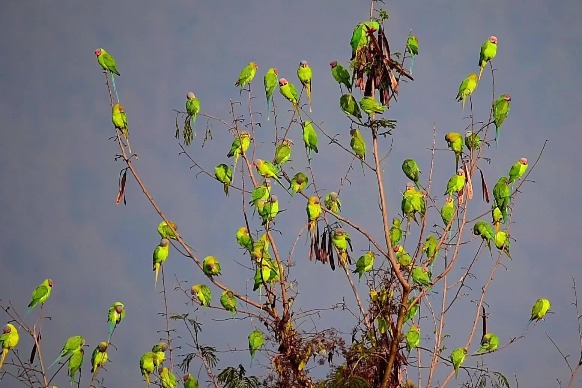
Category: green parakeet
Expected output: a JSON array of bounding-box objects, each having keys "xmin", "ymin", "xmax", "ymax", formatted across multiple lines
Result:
[
  {"xmin": 279, "ymin": 78, "xmax": 300, "ymax": 114},
  {"xmin": 445, "ymin": 169, "xmax": 466, "ymax": 198},
  {"xmin": 353, "ymin": 251, "xmax": 375, "ymax": 280},
  {"xmin": 264, "ymin": 67, "xmax": 278, "ymax": 121},
  {"xmin": 0, "ymin": 324, "xmax": 19, "ymax": 369},
  {"xmin": 404, "ymin": 298, "xmax": 418, "ymax": 323},
  {"xmin": 350, "ymin": 128, "xmax": 366, "ymax": 161},
  {"xmin": 235, "ymin": 62, "xmax": 258, "ymax": 90},
  {"xmin": 445, "ymin": 132, "xmax": 464, "ymax": 171},
  {"xmin": 259, "ymin": 195, "xmax": 279, "ymax": 226},
  {"xmin": 289, "ymin": 172, "xmax": 308, "ymax": 195},
  {"xmin": 182, "ymin": 92, "xmax": 200, "ymax": 146},
  {"xmin": 153, "ymin": 239, "xmax": 170, "ymax": 287},
  {"xmin": 152, "ymin": 342, "xmax": 168, "ymax": 367},
  {"xmin": 411, "ymin": 266, "xmax": 432, "ymax": 287},
  {"xmin": 236, "ymin": 226, "xmax": 253, "ymax": 252},
  {"xmin": 274, "ymin": 139, "xmax": 293, "ymax": 166},
  {"xmin": 406, "ymin": 35, "xmax": 419, "ymax": 73},
  {"xmin": 508, "ymin": 157, "xmax": 528, "ymax": 184},
  {"xmin": 401, "ymin": 183, "xmax": 425, "ymax": 225},
  {"xmin": 405, "ymin": 324, "xmax": 420, "ymax": 351},
  {"xmin": 394, "ymin": 245, "xmax": 412, "ymax": 269},
  {"xmin": 340, "ymin": 94, "xmax": 362, "ymax": 120},
  {"xmin": 214, "ymin": 163, "xmax": 233, "ymax": 196},
  {"xmin": 491, "ymin": 206, "xmax": 503, "ymax": 233},
  {"xmin": 422, "ymin": 235, "xmax": 439, "ymax": 265},
  {"xmin": 251, "ymin": 234, "xmax": 271, "ymax": 263},
  {"xmin": 493, "ymin": 176, "xmax": 511, "ymax": 222},
  {"xmin": 191, "ymin": 284, "xmax": 211, "ymax": 307},
  {"xmin": 227, "ymin": 131, "xmax": 252, "ymax": 173},
  {"xmin": 297, "ymin": 60, "xmax": 313, "ymax": 112},
  {"xmin": 253, "ymin": 259, "xmax": 279, "ymax": 291},
  {"xmin": 389, "ymin": 218, "xmax": 403, "ymax": 248},
  {"xmin": 27, "ymin": 278, "xmax": 53, "ymax": 314},
  {"xmin": 465, "ymin": 130, "xmax": 481, "ymax": 151},
  {"xmin": 350, "ymin": 21, "xmax": 379, "ymax": 60},
  {"xmin": 332, "ymin": 228, "xmax": 352, "ymax": 267},
  {"xmin": 478, "ymin": 36, "xmax": 498, "ymax": 81},
  {"xmin": 202, "ymin": 256, "xmax": 221, "ymax": 277},
  {"xmin": 493, "ymin": 94, "xmax": 511, "ymax": 145},
  {"xmin": 254, "ymin": 159, "xmax": 281, "ymax": 184},
  {"xmin": 158, "ymin": 220, "xmax": 178, "ymax": 240},
  {"xmin": 112, "ymin": 103, "xmax": 129, "ymax": 142},
  {"xmin": 359, "ymin": 96, "xmax": 386, "ymax": 116},
  {"xmin": 95, "ymin": 48, "xmax": 120, "ymax": 76},
  {"xmin": 530, "ymin": 298, "xmax": 551, "ymax": 322},
  {"xmin": 302, "ymin": 121, "xmax": 319, "ymax": 157},
  {"xmin": 183, "ymin": 374, "xmax": 199, "ymax": 388},
  {"xmin": 159, "ymin": 366, "xmax": 178, "ymax": 388},
  {"xmin": 477, "ymin": 333, "xmax": 499, "ymax": 354},
  {"xmin": 140, "ymin": 352, "xmax": 156, "ymax": 386},
  {"xmin": 402, "ymin": 159, "xmax": 421, "ymax": 188},
  {"xmin": 248, "ymin": 329, "xmax": 265, "ymax": 360},
  {"xmin": 90, "ymin": 342, "xmax": 108, "ymax": 376},
  {"xmin": 324, "ymin": 192, "xmax": 341, "ymax": 215},
  {"xmin": 450, "ymin": 347, "xmax": 467, "ymax": 376},
  {"xmin": 250, "ymin": 179, "xmax": 271, "ymax": 207},
  {"xmin": 107, "ymin": 302, "xmax": 125, "ymax": 339},
  {"xmin": 306, "ymin": 196, "xmax": 322, "ymax": 235},
  {"xmin": 68, "ymin": 348, "xmax": 84, "ymax": 385},
  {"xmin": 330, "ymin": 61, "xmax": 351, "ymax": 92},
  {"xmin": 494, "ymin": 230, "xmax": 511, "ymax": 258},
  {"xmin": 473, "ymin": 221, "xmax": 495, "ymax": 251},
  {"xmin": 441, "ymin": 197, "xmax": 455, "ymax": 227},
  {"xmin": 456, "ymin": 73, "xmax": 478, "ymax": 111},
  {"xmin": 220, "ymin": 290, "xmax": 237, "ymax": 317},
  {"xmin": 50, "ymin": 336, "xmax": 85, "ymax": 369}
]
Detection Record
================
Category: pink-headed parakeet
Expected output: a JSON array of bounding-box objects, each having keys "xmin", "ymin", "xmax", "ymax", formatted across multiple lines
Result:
[
  {"xmin": 49, "ymin": 335, "xmax": 85, "ymax": 369},
  {"xmin": 297, "ymin": 60, "xmax": 312, "ymax": 112},
  {"xmin": 235, "ymin": 62, "xmax": 258, "ymax": 90},
  {"xmin": 0, "ymin": 324, "xmax": 19, "ymax": 369},
  {"xmin": 278, "ymin": 78, "xmax": 299, "ymax": 114},
  {"xmin": 508, "ymin": 157, "xmax": 528, "ymax": 184},
  {"xmin": 27, "ymin": 278, "xmax": 53, "ymax": 314},
  {"xmin": 478, "ymin": 36, "xmax": 497, "ymax": 81},
  {"xmin": 330, "ymin": 61, "xmax": 351, "ymax": 92},
  {"xmin": 90, "ymin": 342, "xmax": 108, "ymax": 376}
]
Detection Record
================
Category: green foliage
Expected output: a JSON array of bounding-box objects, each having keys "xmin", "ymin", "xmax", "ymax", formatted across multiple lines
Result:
[{"xmin": 217, "ymin": 365, "xmax": 261, "ymax": 388}]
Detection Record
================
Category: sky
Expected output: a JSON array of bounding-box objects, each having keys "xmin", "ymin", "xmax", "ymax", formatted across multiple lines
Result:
[{"xmin": 0, "ymin": 1, "xmax": 581, "ymax": 387}]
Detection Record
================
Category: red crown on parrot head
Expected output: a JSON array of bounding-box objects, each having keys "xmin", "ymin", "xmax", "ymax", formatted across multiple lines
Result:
[
  {"xmin": 279, "ymin": 78, "xmax": 288, "ymax": 86},
  {"xmin": 490, "ymin": 36, "xmax": 498, "ymax": 43},
  {"xmin": 330, "ymin": 61, "xmax": 338, "ymax": 67},
  {"xmin": 94, "ymin": 48, "xmax": 101, "ymax": 56}
]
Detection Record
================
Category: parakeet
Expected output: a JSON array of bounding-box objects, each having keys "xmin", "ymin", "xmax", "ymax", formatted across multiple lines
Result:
[
  {"xmin": 405, "ymin": 324, "xmax": 420, "ymax": 351},
  {"xmin": 350, "ymin": 21, "xmax": 380, "ymax": 60},
  {"xmin": 508, "ymin": 157, "xmax": 528, "ymax": 184},
  {"xmin": 264, "ymin": 68, "xmax": 278, "ymax": 120},
  {"xmin": 350, "ymin": 128, "xmax": 366, "ymax": 161},
  {"xmin": 422, "ymin": 235, "xmax": 439, "ymax": 265},
  {"xmin": 214, "ymin": 163, "xmax": 233, "ymax": 196},
  {"xmin": 302, "ymin": 121, "xmax": 319, "ymax": 157},
  {"xmin": 445, "ymin": 169, "xmax": 466, "ymax": 198},
  {"xmin": 220, "ymin": 290, "xmax": 237, "ymax": 317},
  {"xmin": 68, "ymin": 348, "xmax": 84, "ymax": 385},
  {"xmin": 191, "ymin": 284, "xmax": 212, "ymax": 307},
  {"xmin": 140, "ymin": 352, "xmax": 156, "ymax": 386},
  {"xmin": 411, "ymin": 266, "xmax": 432, "ymax": 287},
  {"xmin": 477, "ymin": 333, "xmax": 499, "ymax": 354},
  {"xmin": 236, "ymin": 226, "xmax": 253, "ymax": 252},
  {"xmin": 152, "ymin": 342, "xmax": 168, "ymax": 367},
  {"xmin": 530, "ymin": 298, "xmax": 551, "ymax": 322},
  {"xmin": 251, "ymin": 234, "xmax": 272, "ymax": 263},
  {"xmin": 445, "ymin": 132, "xmax": 464, "ymax": 171},
  {"xmin": 253, "ymin": 259, "xmax": 279, "ymax": 291},
  {"xmin": 494, "ymin": 230, "xmax": 511, "ymax": 258},
  {"xmin": 235, "ymin": 62, "xmax": 258, "ymax": 90},
  {"xmin": 389, "ymin": 218, "xmax": 403, "ymax": 248},
  {"xmin": 95, "ymin": 48, "xmax": 120, "ymax": 76},
  {"xmin": 107, "ymin": 302, "xmax": 125, "ymax": 339},
  {"xmin": 248, "ymin": 329, "xmax": 265, "ymax": 359},
  {"xmin": 404, "ymin": 298, "xmax": 419, "ymax": 323},
  {"xmin": 0, "ymin": 324, "xmax": 19, "ymax": 369},
  {"xmin": 492, "ymin": 94, "xmax": 511, "ymax": 145},
  {"xmin": 332, "ymin": 229, "xmax": 352, "ymax": 267},
  {"xmin": 359, "ymin": 96, "xmax": 386, "ymax": 116},
  {"xmin": 27, "ymin": 278, "xmax": 53, "ymax": 314},
  {"xmin": 182, "ymin": 92, "xmax": 200, "ymax": 146},
  {"xmin": 406, "ymin": 35, "xmax": 419, "ymax": 74},
  {"xmin": 401, "ymin": 183, "xmax": 426, "ymax": 225},
  {"xmin": 112, "ymin": 103, "xmax": 129, "ymax": 142},
  {"xmin": 279, "ymin": 78, "xmax": 300, "ymax": 114},
  {"xmin": 473, "ymin": 221, "xmax": 495, "ymax": 251},
  {"xmin": 402, "ymin": 159, "xmax": 421, "ymax": 188},
  {"xmin": 158, "ymin": 220, "xmax": 178, "ymax": 240},
  {"xmin": 456, "ymin": 73, "xmax": 478, "ymax": 111},
  {"xmin": 153, "ymin": 239, "xmax": 170, "ymax": 287},
  {"xmin": 491, "ymin": 206, "xmax": 503, "ymax": 233},
  {"xmin": 159, "ymin": 366, "xmax": 178, "ymax": 388},
  {"xmin": 202, "ymin": 256, "xmax": 221, "ymax": 277},
  {"xmin": 394, "ymin": 245, "xmax": 412, "ymax": 269},
  {"xmin": 227, "ymin": 131, "xmax": 252, "ymax": 173},
  {"xmin": 183, "ymin": 374, "xmax": 199, "ymax": 388},
  {"xmin": 450, "ymin": 347, "xmax": 467, "ymax": 376},
  {"xmin": 254, "ymin": 159, "xmax": 281, "ymax": 184},
  {"xmin": 274, "ymin": 139, "xmax": 293, "ymax": 166},
  {"xmin": 330, "ymin": 61, "xmax": 351, "ymax": 91},
  {"xmin": 465, "ymin": 131, "xmax": 481, "ymax": 151},
  {"xmin": 259, "ymin": 195, "xmax": 279, "ymax": 226},
  {"xmin": 250, "ymin": 179, "xmax": 271, "ymax": 208},
  {"xmin": 289, "ymin": 172, "xmax": 309, "ymax": 195},
  {"xmin": 340, "ymin": 94, "xmax": 362, "ymax": 120},
  {"xmin": 493, "ymin": 176, "xmax": 511, "ymax": 222},
  {"xmin": 478, "ymin": 36, "xmax": 498, "ymax": 81},
  {"xmin": 306, "ymin": 196, "xmax": 322, "ymax": 234},
  {"xmin": 90, "ymin": 342, "xmax": 108, "ymax": 376},
  {"xmin": 441, "ymin": 197, "xmax": 455, "ymax": 227},
  {"xmin": 297, "ymin": 60, "xmax": 312, "ymax": 112},
  {"xmin": 353, "ymin": 251, "xmax": 375, "ymax": 280},
  {"xmin": 324, "ymin": 192, "xmax": 341, "ymax": 215}
]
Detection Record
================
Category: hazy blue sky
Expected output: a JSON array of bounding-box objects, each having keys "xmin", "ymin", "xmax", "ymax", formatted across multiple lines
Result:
[{"xmin": 1, "ymin": 1, "xmax": 581, "ymax": 387}]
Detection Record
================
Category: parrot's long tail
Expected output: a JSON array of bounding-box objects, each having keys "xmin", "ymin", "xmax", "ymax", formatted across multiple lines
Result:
[
  {"xmin": 409, "ymin": 56, "xmax": 415, "ymax": 74},
  {"xmin": 154, "ymin": 266, "xmax": 160, "ymax": 288},
  {"xmin": 478, "ymin": 66, "xmax": 484, "ymax": 81},
  {"xmin": 48, "ymin": 355, "xmax": 62, "ymax": 370},
  {"xmin": 495, "ymin": 127, "xmax": 500, "ymax": 149},
  {"xmin": 306, "ymin": 87, "xmax": 312, "ymax": 113},
  {"xmin": 0, "ymin": 349, "xmax": 7, "ymax": 369},
  {"xmin": 266, "ymin": 97, "xmax": 272, "ymax": 121},
  {"xmin": 111, "ymin": 74, "xmax": 120, "ymax": 103}
]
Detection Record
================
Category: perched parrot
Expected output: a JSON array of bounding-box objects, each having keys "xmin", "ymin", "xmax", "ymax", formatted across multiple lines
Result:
[
  {"xmin": 340, "ymin": 94, "xmax": 362, "ymax": 120},
  {"xmin": 158, "ymin": 220, "xmax": 178, "ymax": 240},
  {"xmin": 350, "ymin": 21, "xmax": 380, "ymax": 60},
  {"xmin": 274, "ymin": 139, "xmax": 293, "ymax": 166},
  {"xmin": 50, "ymin": 336, "xmax": 85, "ymax": 369},
  {"xmin": 302, "ymin": 121, "xmax": 319, "ymax": 157},
  {"xmin": 465, "ymin": 131, "xmax": 481, "ymax": 151},
  {"xmin": 202, "ymin": 256, "xmax": 221, "ymax": 277},
  {"xmin": 0, "ymin": 324, "xmax": 19, "ymax": 369},
  {"xmin": 253, "ymin": 259, "xmax": 279, "ymax": 291},
  {"xmin": 411, "ymin": 266, "xmax": 432, "ymax": 288},
  {"xmin": 251, "ymin": 234, "xmax": 271, "ymax": 263},
  {"xmin": 422, "ymin": 235, "xmax": 439, "ymax": 265},
  {"xmin": 359, "ymin": 96, "xmax": 386, "ymax": 116},
  {"xmin": 214, "ymin": 163, "xmax": 233, "ymax": 196},
  {"xmin": 248, "ymin": 329, "xmax": 265, "ymax": 360},
  {"xmin": 68, "ymin": 348, "xmax": 84, "ymax": 385},
  {"xmin": 183, "ymin": 374, "xmax": 199, "ymax": 388},
  {"xmin": 508, "ymin": 157, "xmax": 528, "ymax": 184},
  {"xmin": 259, "ymin": 195, "xmax": 279, "ymax": 226},
  {"xmin": 90, "ymin": 342, "xmax": 108, "ymax": 376},
  {"xmin": 324, "ymin": 192, "xmax": 341, "ymax": 215},
  {"xmin": 112, "ymin": 103, "xmax": 129, "ymax": 142},
  {"xmin": 492, "ymin": 94, "xmax": 511, "ymax": 145},
  {"xmin": 494, "ymin": 230, "xmax": 511, "ymax": 258},
  {"xmin": 183, "ymin": 92, "xmax": 200, "ymax": 146},
  {"xmin": 389, "ymin": 218, "xmax": 403, "ymax": 248},
  {"xmin": 445, "ymin": 132, "xmax": 464, "ymax": 171},
  {"xmin": 191, "ymin": 284, "xmax": 212, "ymax": 307},
  {"xmin": 306, "ymin": 196, "xmax": 322, "ymax": 234},
  {"xmin": 250, "ymin": 179, "xmax": 271, "ymax": 207},
  {"xmin": 254, "ymin": 159, "xmax": 281, "ymax": 184},
  {"xmin": 220, "ymin": 290, "xmax": 237, "ymax": 317},
  {"xmin": 27, "ymin": 278, "xmax": 53, "ymax": 314},
  {"xmin": 236, "ymin": 226, "xmax": 253, "ymax": 252},
  {"xmin": 350, "ymin": 128, "xmax": 366, "ymax": 161},
  {"xmin": 478, "ymin": 36, "xmax": 498, "ymax": 81},
  {"xmin": 450, "ymin": 347, "xmax": 467, "ymax": 376},
  {"xmin": 491, "ymin": 206, "xmax": 503, "ymax": 233},
  {"xmin": 227, "ymin": 131, "xmax": 252, "ymax": 172},
  {"xmin": 159, "ymin": 366, "xmax": 178, "ymax": 388},
  {"xmin": 456, "ymin": 73, "xmax": 478, "ymax": 111},
  {"xmin": 332, "ymin": 229, "xmax": 352, "ymax": 267},
  {"xmin": 330, "ymin": 61, "xmax": 351, "ymax": 91},
  {"xmin": 477, "ymin": 333, "xmax": 499, "ymax": 354},
  {"xmin": 289, "ymin": 172, "xmax": 309, "ymax": 195},
  {"xmin": 405, "ymin": 324, "xmax": 420, "ymax": 351},
  {"xmin": 445, "ymin": 169, "xmax": 466, "ymax": 198},
  {"xmin": 394, "ymin": 245, "xmax": 412, "ymax": 269},
  {"xmin": 153, "ymin": 239, "xmax": 170, "ymax": 287},
  {"xmin": 404, "ymin": 298, "xmax": 419, "ymax": 323},
  {"xmin": 95, "ymin": 48, "xmax": 120, "ymax": 76},
  {"xmin": 353, "ymin": 251, "xmax": 375, "ymax": 280},
  {"xmin": 406, "ymin": 34, "xmax": 419, "ymax": 74},
  {"xmin": 401, "ymin": 183, "xmax": 426, "ymax": 225},
  {"xmin": 264, "ymin": 68, "xmax": 278, "ymax": 120},
  {"xmin": 107, "ymin": 302, "xmax": 125, "ymax": 339},
  {"xmin": 473, "ymin": 221, "xmax": 495, "ymax": 251},
  {"xmin": 441, "ymin": 197, "xmax": 455, "ymax": 227},
  {"xmin": 152, "ymin": 342, "xmax": 168, "ymax": 367},
  {"xmin": 493, "ymin": 176, "xmax": 511, "ymax": 222},
  {"xmin": 402, "ymin": 159, "xmax": 421, "ymax": 188},
  {"xmin": 140, "ymin": 352, "xmax": 156, "ymax": 386},
  {"xmin": 235, "ymin": 62, "xmax": 258, "ymax": 90},
  {"xmin": 279, "ymin": 78, "xmax": 300, "ymax": 114},
  {"xmin": 530, "ymin": 298, "xmax": 551, "ymax": 322},
  {"xmin": 297, "ymin": 60, "xmax": 312, "ymax": 112}
]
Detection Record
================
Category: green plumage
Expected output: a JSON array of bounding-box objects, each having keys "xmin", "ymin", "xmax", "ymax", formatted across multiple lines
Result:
[
  {"xmin": 235, "ymin": 62, "xmax": 258, "ymax": 90},
  {"xmin": 279, "ymin": 78, "xmax": 299, "ymax": 113},
  {"xmin": 0, "ymin": 324, "xmax": 19, "ymax": 369},
  {"xmin": 159, "ymin": 366, "xmax": 177, "ymax": 388},
  {"xmin": 112, "ymin": 103, "xmax": 129, "ymax": 141},
  {"xmin": 353, "ymin": 251, "xmax": 375, "ymax": 280},
  {"xmin": 441, "ymin": 197, "xmax": 455, "ymax": 227},
  {"xmin": 289, "ymin": 172, "xmax": 308, "ymax": 195},
  {"xmin": 68, "ymin": 348, "xmax": 84, "ymax": 385},
  {"xmin": 402, "ymin": 159, "xmax": 421, "ymax": 188},
  {"xmin": 389, "ymin": 218, "xmax": 403, "ymax": 248},
  {"xmin": 350, "ymin": 128, "xmax": 366, "ymax": 161},
  {"xmin": 411, "ymin": 266, "xmax": 432, "ymax": 287},
  {"xmin": 493, "ymin": 176, "xmax": 511, "ymax": 223},
  {"xmin": 494, "ymin": 230, "xmax": 511, "ymax": 258},
  {"xmin": 202, "ymin": 256, "xmax": 221, "ymax": 277},
  {"xmin": 259, "ymin": 194, "xmax": 279, "ymax": 226},
  {"xmin": 306, "ymin": 196, "xmax": 322, "ymax": 234},
  {"xmin": 477, "ymin": 333, "xmax": 499, "ymax": 354},
  {"xmin": 473, "ymin": 221, "xmax": 495, "ymax": 251},
  {"xmin": 214, "ymin": 163, "xmax": 233, "ymax": 196},
  {"xmin": 254, "ymin": 159, "xmax": 281, "ymax": 183},
  {"xmin": 330, "ymin": 61, "xmax": 351, "ymax": 91},
  {"xmin": 191, "ymin": 284, "xmax": 212, "ymax": 307},
  {"xmin": 297, "ymin": 60, "xmax": 313, "ymax": 112},
  {"xmin": 492, "ymin": 206, "xmax": 503, "ymax": 233},
  {"xmin": 107, "ymin": 301, "xmax": 125, "ymax": 339},
  {"xmin": 153, "ymin": 239, "xmax": 170, "ymax": 287},
  {"xmin": 478, "ymin": 36, "xmax": 498, "ymax": 80},
  {"xmin": 250, "ymin": 179, "xmax": 271, "ymax": 207},
  {"xmin": 359, "ymin": 96, "xmax": 386, "ymax": 115},
  {"xmin": 405, "ymin": 325, "xmax": 420, "ymax": 351},
  {"xmin": 157, "ymin": 220, "xmax": 178, "ymax": 240},
  {"xmin": 407, "ymin": 35, "xmax": 419, "ymax": 56},
  {"xmin": 445, "ymin": 132, "xmax": 464, "ymax": 171},
  {"xmin": 248, "ymin": 330, "xmax": 265, "ymax": 359},
  {"xmin": 220, "ymin": 290, "xmax": 237, "ymax": 317},
  {"xmin": 394, "ymin": 245, "xmax": 412, "ymax": 269},
  {"xmin": 492, "ymin": 94, "xmax": 511, "ymax": 144},
  {"xmin": 422, "ymin": 235, "xmax": 439, "ymax": 265},
  {"xmin": 236, "ymin": 226, "xmax": 253, "ymax": 252},
  {"xmin": 401, "ymin": 183, "xmax": 426, "ymax": 225},
  {"xmin": 302, "ymin": 121, "xmax": 319, "ymax": 156},
  {"xmin": 27, "ymin": 278, "xmax": 53, "ymax": 313},
  {"xmin": 350, "ymin": 21, "xmax": 379, "ymax": 60},
  {"xmin": 140, "ymin": 351, "xmax": 156, "ymax": 386},
  {"xmin": 450, "ymin": 347, "xmax": 467, "ymax": 375},
  {"xmin": 530, "ymin": 298, "xmax": 551, "ymax": 321},
  {"xmin": 274, "ymin": 139, "xmax": 293, "ymax": 166},
  {"xmin": 324, "ymin": 192, "xmax": 341, "ymax": 215},
  {"xmin": 90, "ymin": 342, "xmax": 108, "ymax": 375},
  {"xmin": 464, "ymin": 131, "xmax": 481, "ymax": 151},
  {"xmin": 264, "ymin": 68, "xmax": 278, "ymax": 120},
  {"xmin": 253, "ymin": 259, "xmax": 279, "ymax": 291},
  {"xmin": 340, "ymin": 94, "xmax": 362, "ymax": 119},
  {"xmin": 456, "ymin": 73, "xmax": 478, "ymax": 110},
  {"xmin": 445, "ymin": 169, "xmax": 466, "ymax": 197},
  {"xmin": 227, "ymin": 131, "xmax": 252, "ymax": 171},
  {"xmin": 182, "ymin": 92, "xmax": 200, "ymax": 146},
  {"xmin": 183, "ymin": 374, "xmax": 199, "ymax": 388},
  {"xmin": 95, "ymin": 48, "xmax": 120, "ymax": 76},
  {"xmin": 508, "ymin": 158, "xmax": 528, "ymax": 183},
  {"xmin": 332, "ymin": 229, "xmax": 352, "ymax": 268}
]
